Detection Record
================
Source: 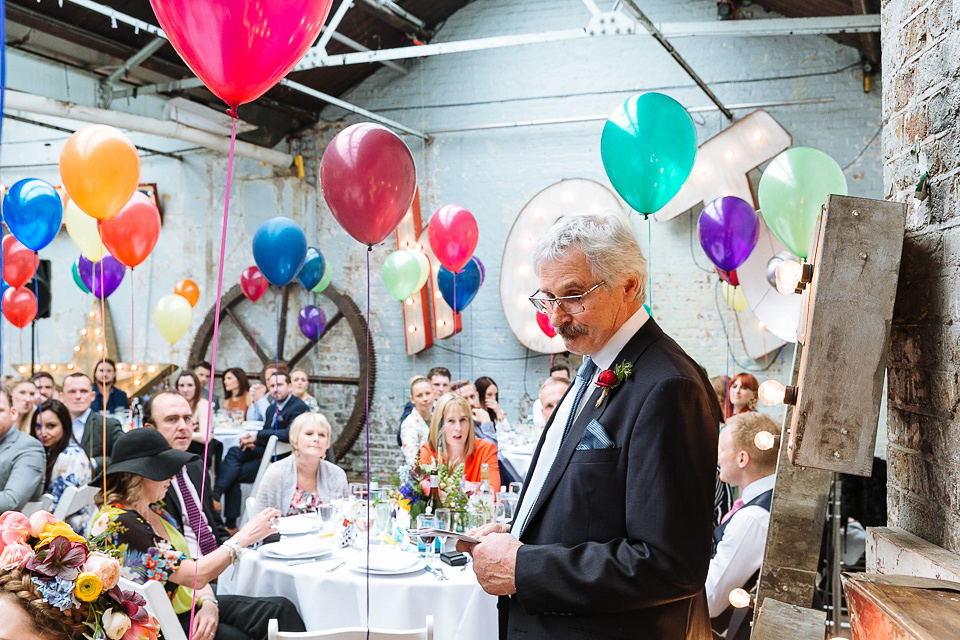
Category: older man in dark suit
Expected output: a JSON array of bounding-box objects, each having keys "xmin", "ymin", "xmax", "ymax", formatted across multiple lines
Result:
[
  {"xmin": 61, "ymin": 372, "xmax": 124, "ymax": 473},
  {"xmin": 461, "ymin": 213, "xmax": 720, "ymax": 640}
]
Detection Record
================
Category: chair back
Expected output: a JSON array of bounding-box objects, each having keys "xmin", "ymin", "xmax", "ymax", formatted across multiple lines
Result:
[
  {"xmin": 118, "ymin": 577, "xmax": 188, "ymax": 640},
  {"xmin": 53, "ymin": 485, "xmax": 99, "ymax": 521},
  {"xmin": 22, "ymin": 493, "xmax": 54, "ymax": 516},
  {"xmin": 267, "ymin": 616, "xmax": 433, "ymax": 640}
]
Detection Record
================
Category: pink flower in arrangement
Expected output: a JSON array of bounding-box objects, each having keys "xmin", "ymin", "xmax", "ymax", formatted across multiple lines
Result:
[
  {"xmin": 0, "ymin": 511, "xmax": 31, "ymax": 550},
  {"xmin": 0, "ymin": 542, "xmax": 34, "ymax": 570},
  {"xmin": 28, "ymin": 511, "xmax": 57, "ymax": 538},
  {"xmin": 83, "ymin": 552, "xmax": 121, "ymax": 590}
]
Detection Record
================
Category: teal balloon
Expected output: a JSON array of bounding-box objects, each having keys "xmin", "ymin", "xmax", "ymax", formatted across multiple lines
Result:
[
  {"xmin": 311, "ymin": 262, "xmax": 333, "ymax": 294},
  {"xmin": 72, "ymin": 262, "xmax": 90, "ymax": 294},
  {"xmin": 758, "ymin": 147, "xmax": 848, "ymax": 259},
  {"xmin": 382, "ymin": 250, "xmax": 424, "ymax": 301},
  {"xmin": 600, "ymin": 92, "xmax": 698, "ymax": 215},
  {"xmin": 296, "ymin": 247, "xmax": 326, "ymax": 290}
]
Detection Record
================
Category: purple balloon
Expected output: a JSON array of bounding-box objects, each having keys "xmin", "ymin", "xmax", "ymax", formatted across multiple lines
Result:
[
  {"xmin": 78, "ymin": 255, "xmax": 126, "ymax": 299},
  {"xmin": 697, "ymin": 196, "xmax": 761, "ymax": 272},
  {"xmin": 474, "ymin": 256, "xmax": 485, "ymax": 286},
  {"xmin": 298, "ymin": 305, "xmax": 327, "ymax": 341}
]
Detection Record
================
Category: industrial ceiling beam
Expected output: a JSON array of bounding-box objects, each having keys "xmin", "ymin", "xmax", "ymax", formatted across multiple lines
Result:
[
  {"xmin": 98, "ymin": 36, "xmax": 167, "ymax": 108},
  {"xmin": 355, "ymin": 0, "xmax": 430, "ymax": 40}
]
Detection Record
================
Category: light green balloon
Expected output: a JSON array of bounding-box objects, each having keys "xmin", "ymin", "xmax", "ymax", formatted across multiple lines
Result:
[
  {"xmin": 410, "ymin": 250, "xmax": 430, "ymax": 292},
  {"xmin": 758, "ymin": 147, "xmax": 847, "ymax": 259},
  {"xmin": 382, "ymin": 250, "xmax": 424, "ymax": 301},
  {"xmin": 312, "ymin": 262, "xmax": 332, "ymax": 293}
]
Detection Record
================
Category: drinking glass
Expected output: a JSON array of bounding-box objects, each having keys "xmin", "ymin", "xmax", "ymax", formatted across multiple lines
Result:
[
  {"xmin": 375, "ymin": 500, "xmax": 393, "ymax": 541},
  {"xmin": 434, "ymin": 508, "xmax": 451, "ymax": 553},
  {"xmin": 416, "ymin": 514, "xmax": 438, "ymax": 558},
  {"xmin": 317, "ymin": 500, "xmax": 334, "ymax": 533}
]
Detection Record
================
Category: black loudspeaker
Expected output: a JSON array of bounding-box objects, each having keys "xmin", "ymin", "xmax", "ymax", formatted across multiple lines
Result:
[{"xmin": 26, "ymin": 259, "xmax": 51, "ymax": 319}]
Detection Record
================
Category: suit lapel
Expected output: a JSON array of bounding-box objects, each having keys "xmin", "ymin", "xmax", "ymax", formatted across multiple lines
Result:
[{"xmin": 520, "ymin": 319, "xmax": 665, "ymax": 536}]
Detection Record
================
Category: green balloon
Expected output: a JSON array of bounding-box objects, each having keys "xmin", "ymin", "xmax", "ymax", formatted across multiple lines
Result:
[
  {"xmin": 311, "ymin": 262, "xmax": 332, "ymax": 294},
  {"xmin": 72, "ymin": 262, "xmax": 90, "ymax": 294},
  {"xmin": 600, "ymin": 92, "xmax": 698, "ymax": 215},
  {"xmin": 758, "ymin": 147, "xmax": 848, "ymax": 259},
  {"xmin": 382, "ymin": 250, "xmax": 423, "ymax": 301}
]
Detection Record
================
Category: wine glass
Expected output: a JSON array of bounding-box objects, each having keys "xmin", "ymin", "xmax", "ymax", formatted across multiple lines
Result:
[
  {"xmin": 416, "ymin": 514, "xmax": 438, "ymax": 559},
  {"xmin": 434, "ymin": 508, "xmax": 451, "ymax": 553},
  {"xmin": 375, "ymin": 499, "xmax": 393, "ymax": 542}
]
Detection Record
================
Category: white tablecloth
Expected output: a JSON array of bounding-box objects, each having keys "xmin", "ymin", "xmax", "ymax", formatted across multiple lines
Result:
[
  {"xmin": 219, "ymin": 546, "xmax": 498, "ymax": 640},
  {"xmin": 499, "ymin": 442, "xmax": 536, "ymax": 482},
  {"xmin": 213, "ymin": 426, "xmax": 261, "ymax": 458}
]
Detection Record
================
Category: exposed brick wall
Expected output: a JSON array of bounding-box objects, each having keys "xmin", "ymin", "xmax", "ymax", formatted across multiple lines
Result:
[{"xmin": 883, "ymin": 0, "xmax": 960, "ymax": 551}]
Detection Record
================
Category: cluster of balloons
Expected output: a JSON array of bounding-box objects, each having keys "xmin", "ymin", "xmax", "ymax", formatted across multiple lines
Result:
[{"xmin": 1, "ymin": 181, "xmax": 56, "ymax": 327}]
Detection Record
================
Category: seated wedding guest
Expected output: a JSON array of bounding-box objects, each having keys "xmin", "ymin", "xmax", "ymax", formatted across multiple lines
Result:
[
  {"xmin": 91, "ymin": 358, "xmax": 129, "ymax": 413},
  {"xmin": 91, "ymin": 428, "xmax": 306, "ymax": 639},
  {"xmin": 216, "ymin": 371, "xmax": 308, "ymax": 530},
  {"xmin": 143, "ymin": 391, "xmax": 229, "ymax": 555},
  {"xmin": 724, "ymin": 373, "xmax": 759, "ymax": 421},
  {"xmin": 61, "ymin": 372, "xmax": 123, "ymax": 473},
  {"xmin": 222, "ymin": 367, "xmax": 252, "ymax": 414},
  {"xmin": 419, "ymin": 393, "xmax": 500, "ymax": 490},
  {"xmin": 7, "ymin": 377, "xmax": 39, "ymax": 434},
  {"xmin": 428, "ymin": 366, "xmax": 451, "ymax": 397},
  {"xmin": 708, "ymin": 412, "xmax": 778, "ymax": 639},
  {"xmin": 32, "ymin": 371, "xmax": 58, "ymax": 401},
  {"xmin": 532, "ymin": 365, "xmax": 572, "ymax": 428},
  {"xmin": 246, "ymin": 363, "xmax": 286, "ymax": 421},
  {"xmin": 31, "ymin": 399, "xmax": 92, "ymax": 531},
  {"xmin": 176, "ymin": 371, "xmax": 213, "ymax": 448},
  {"xmin": 254, "ymin": 412, "xmax": 348, "ymax": 515},
  {"xmin": 475, "ymin": 376, "xmax": 511, "ymax": 429},
  {"xmin": 399, "ymin": 376, "xmax": 434, "ymax": 464},
  {"xmin": 290, "ymin": 368, "xmax": 320, "ymax": 412},
  {"xmin": 537, "ymin": 376, "xmax": 570, "ymax": 427},
  {"xmin": 0, "ymin": 387, "xmax": 44, "ymax": 511},
  {"xmin": 193, "ymin": 360, "xmax": 221, "ymax": 411},
  {"xmin": 452, "ymin": 379, "xmax": 498, "ymax": 445}
]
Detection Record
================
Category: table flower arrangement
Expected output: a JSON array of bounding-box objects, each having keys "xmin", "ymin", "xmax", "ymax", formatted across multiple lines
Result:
[
  {"xmin": 0, "ymin": 510, "xmax": 160, "ymax": 640},
  {"xmin": 392, "ymin": 452, "xmax": 468, "ymax": 522}
]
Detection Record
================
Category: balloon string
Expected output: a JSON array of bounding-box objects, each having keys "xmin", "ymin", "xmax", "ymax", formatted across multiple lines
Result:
[
  {"xmin": 98, "ymin": 250, "xmax": 107, "ymax": 506},
  {"xmin": 454, "ymin": 273, "xmax": 460, "ymax": 381},
  {"xmin": 0, "ymin": 1, "xmax": 5, "ymax": 377},
  {"xmin": 190, "ymin": 114, "xmax": 237, "ymax": 639},
  {"xmin": 365, "ymin": 245, "xmax": 371, "ymax": 636},
  {"xmin": 130, "ymin": 269, "xmax": 135, "ymax": 367},
  {"xmin": 647, "ymin": 216, "xmax": 653, "ymax": 309},
  {"xmin": 33, "ymin": 264, "xmax": 41, "ymax": 418}
]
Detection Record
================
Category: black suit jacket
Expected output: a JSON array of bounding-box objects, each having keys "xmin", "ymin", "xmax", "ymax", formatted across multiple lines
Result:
[
  {"xmin": 256, "ymin": 396, "xmax": 309, "ymax": 447},
  {"xmin": 79, "ymin": 411, "xmax": 124, "ymax": 472},
  {"xmin": 503, "ymin": 318, "xmax": 721, "ymax": 640},
  {"xmin": 164, "ymin": 459, "xmax": 229, "ymax": 546}
]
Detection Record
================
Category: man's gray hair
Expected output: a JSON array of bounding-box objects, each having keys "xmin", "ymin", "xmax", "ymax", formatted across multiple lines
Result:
[{"xmin": 533, "ymin": 212, "xmax": 648, "ymax": 304}]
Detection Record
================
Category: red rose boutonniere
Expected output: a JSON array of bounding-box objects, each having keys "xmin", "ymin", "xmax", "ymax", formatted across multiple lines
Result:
[{"xmin": 595, "ymin": 361, "xmax": 633, "ymax": 408}]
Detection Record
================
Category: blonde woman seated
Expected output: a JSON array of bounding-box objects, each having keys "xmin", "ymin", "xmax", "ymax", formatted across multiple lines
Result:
[
  {"xmin": 400, "ymin": 375, "xmax": 434, "ymax": 465},
  {"xmin": 254, "ymin": 412, "xmax": 349, "ymax": 515},
  {"xmin": 419, "ymin": 393, "xmax": 500, "ymax": 491}
]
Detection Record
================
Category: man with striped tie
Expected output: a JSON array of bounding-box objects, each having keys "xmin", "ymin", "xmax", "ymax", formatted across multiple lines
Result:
[
  {"xmin": 144, "ymin": 391, "xmax": 228, "ymax": 557},
  {"xmin": 460, "ymin": 213, "xmax": 721, "ymax": 640}
]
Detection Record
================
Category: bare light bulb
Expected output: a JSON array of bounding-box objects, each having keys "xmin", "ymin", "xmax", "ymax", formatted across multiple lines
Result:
[
  {"xmin": 758, "ymin": 380, "xmax": 786, "ymax": 406},
  {"xmin": 407, "ymin": 326, "xmax": 417, "ymax": 333},
  {"xmin": 67, "ymin": 364, "xmax": 74, "ymax": 370},
  {"xmin": 147, "ymin": 365, "xmax": 157, "ymax": 373},
  {"xmin": 729, "ymin": 588, "xmax": 751, "ymax": 609},
  {"xmin": 775, "ymin": 259, "xmax": 804, "ymax": 295},
  {"xmin": 74, "ymin": 346, "xmax": 81, "ymax": 353},
  {"xmin": 755, "ymin": 431, "xmax": 777, "ymax": 451},
  {"xmin": 17, "ymin": 366, "xmax": 26, "ymax": 374}
]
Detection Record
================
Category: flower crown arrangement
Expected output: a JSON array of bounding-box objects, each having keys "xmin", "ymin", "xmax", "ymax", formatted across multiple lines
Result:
[{"xmin": 0, "ymin": 510, "xmax": 160, "ymax": 640}]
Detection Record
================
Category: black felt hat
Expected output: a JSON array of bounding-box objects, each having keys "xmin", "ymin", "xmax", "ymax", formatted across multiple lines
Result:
[{"xmin": 90, "ymin": 428, "xmax": 198, "ymax": 485}]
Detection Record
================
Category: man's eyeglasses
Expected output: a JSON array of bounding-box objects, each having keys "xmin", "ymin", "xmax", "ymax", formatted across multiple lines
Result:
[{"xmin": 529, "ymin": 281, "xmax": 605, "ymax": 315}]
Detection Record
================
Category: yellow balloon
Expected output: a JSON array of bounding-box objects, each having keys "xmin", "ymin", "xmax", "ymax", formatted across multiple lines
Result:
[
  {"xmin": 64, "ymin": 199, "xmax": 107, "ymax": 262},
  {"xmin": 154, "ymin": 294, "xmax": 193, "ymax": 344},
  {"xmin": 722, "ymin": 282, "xmax": 748, "ymax": 313},
  {"xmin": 410, "ymin": 250, "xmax": 430, "ymax": 293}
]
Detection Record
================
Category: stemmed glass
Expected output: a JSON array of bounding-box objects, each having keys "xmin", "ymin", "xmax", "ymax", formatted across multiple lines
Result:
[
  {"xmin": 416, "ymin": 514, "xmax": 438, "ymax": 559},
  {"xmin": 374, "ymin": 497, "xmax": 393, "ymax": 542},
  {"xmin": 434, "ymin": 508, "xmax": 451, "ymax": 554}
]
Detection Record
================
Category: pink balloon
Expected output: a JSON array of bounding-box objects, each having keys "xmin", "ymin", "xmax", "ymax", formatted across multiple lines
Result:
[
  {"xmin": 536, "ymin": 312, "xmax": 557, "ymax": 338},
  {"xmin": 149, "ymin": 0, "xmax": 332, "ymax": 108},
  {"xmin": 320, "ymin": 123, "xmax": 417, "ymax": 246},
  {"xmin": 428, "ymin": 205, "xmax": 479, "ymax": 272}
]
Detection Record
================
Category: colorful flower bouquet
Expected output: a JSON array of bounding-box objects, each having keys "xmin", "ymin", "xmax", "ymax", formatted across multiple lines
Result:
[
  {"xmin": 391, "ymin": 452, "xmax": 468, "ymax": 523},
  {"xmin": 0, "ymin": 510, "xmax": 160, "ymax": 640}
]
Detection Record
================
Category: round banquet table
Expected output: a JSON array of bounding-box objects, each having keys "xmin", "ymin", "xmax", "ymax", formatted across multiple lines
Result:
[{"xmin": 218, "ymin": 546, "xmax": 498, "ymax": 639}]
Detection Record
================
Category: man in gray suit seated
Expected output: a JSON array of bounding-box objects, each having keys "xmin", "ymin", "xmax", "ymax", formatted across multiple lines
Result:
[
  {"xmin": 0, "ymin": 386, "xmax": 44, "ymax": 510},
  {"xmin": 61, "ymin": 372, "xmax": 124, "ymax": 472}
]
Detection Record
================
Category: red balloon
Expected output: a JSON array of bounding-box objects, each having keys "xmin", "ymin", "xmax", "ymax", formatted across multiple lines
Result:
[
  {"xmin": 241, "ymin": 267, "xmax": 268, "ymax": 302},
  {"xmin": 2, "ymin": 236, "xmax": 38, "ymax": 288},
  {"xmin": 320, "ymin": 123, "xmax": 417, "ymax": 246},
  {"xmin": 2, "ymin": 287, "xmax": 37, "ymax": 328},
  {"xmin": 716, "ymin": 268, "xmax": 739, "ymax": 287},
  {"xmin": 149, "ymin": 0, "xmax": 332, "ymax": 108},
  {"xmin": 428, "ymin": 205, "xmax": 479, "ymax": 272},
  {"xmin": 536, "ymin": 312, "xmax": 557, "ymax": 338},
  {"xmin": 98, "ymin": 192, "xmax": 161, "ymax": 268}
]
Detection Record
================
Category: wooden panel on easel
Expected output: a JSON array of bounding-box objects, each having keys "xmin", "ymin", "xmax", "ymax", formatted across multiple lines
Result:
[
  {"xmin": 751, "ymin": 598, "xmax": 826, "ymax": 640},
  {"xmin": 789, "ymin": 195, "xmax": 907, "ymax": 476}
]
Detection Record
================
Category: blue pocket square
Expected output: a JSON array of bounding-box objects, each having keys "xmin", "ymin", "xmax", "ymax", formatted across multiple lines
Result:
[{"xmin": 576, "ymin": 419, "xmax": 617, "ymax": 450}]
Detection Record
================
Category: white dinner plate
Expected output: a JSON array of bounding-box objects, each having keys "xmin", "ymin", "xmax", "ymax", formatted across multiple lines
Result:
[
  {"xmin": 260, "ymin": 537, "xmax": 333, "ymax": 560},
  {"xmin": 347, "ymin": 549, "xmax": 425, "ymax": 575},
  {"xmin": 276, "ymin": 514, "xmax": 321, "ymax": 536}
]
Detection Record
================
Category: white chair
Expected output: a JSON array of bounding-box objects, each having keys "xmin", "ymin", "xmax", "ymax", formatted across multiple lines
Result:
[
  {"xmin": 53, "ymin": 485, "xmax": 99, "ymax": 521},
  {"xmin": 22, "ymin": 493, "xmax": 54, "ymax": 516},
  {"xmin": 239, "ymin": 435, "xmax": 278, "ymax": 525},
  {"xmin": 118, "ymin": 577, "xmax": 187, "ymax": 640},
  {"xmin": 267, "ymin": 616, "xmax": 433, "ymax": 640}
]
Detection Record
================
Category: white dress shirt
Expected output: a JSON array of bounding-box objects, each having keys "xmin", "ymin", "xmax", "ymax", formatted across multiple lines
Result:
[
  {"xmin": 170, "ymin": 469, "xmax": 213, "ymax": 558},
  {"xmin": 72, "ymin": 408, "xmax": 92, "ymax": 445},
  {"xmin": 706, "ymin": 473, "xmax": 776, "ymax": 618}
]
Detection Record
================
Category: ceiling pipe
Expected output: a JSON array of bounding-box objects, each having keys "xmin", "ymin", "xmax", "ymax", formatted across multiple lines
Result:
[{"xmin": 4, "ymin": 90, "xmax": 294, "ymax": 167}]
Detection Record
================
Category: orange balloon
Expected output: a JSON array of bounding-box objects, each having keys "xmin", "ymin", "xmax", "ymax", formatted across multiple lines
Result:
[
  {"xmin": 59, "ymin": 125, "xmax": 140, "ymax": 220},
  {"xmin": 174, "ymin": 279, "xmax": 200, "ymax": 307}
]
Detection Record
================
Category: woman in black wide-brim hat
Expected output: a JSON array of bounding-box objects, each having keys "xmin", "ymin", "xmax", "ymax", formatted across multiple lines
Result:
[{"xmin": 90, "ymin": 428, "xmax": 305, "ymax": 640}]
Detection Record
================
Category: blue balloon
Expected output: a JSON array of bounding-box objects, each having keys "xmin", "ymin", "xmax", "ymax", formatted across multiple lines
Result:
[
  {"xmin": 2, "ymin": 179, "xmax": 63, "ymax": 251},
  {"xmin": 252, "ymin": 217, "xmax": 308, "ymax": 287},
  {"xmin": 437, "ymin": 257, "xmax": 482, "ymax": 312},
  {"xmin": 296, "ymin": 246, "xmax": 326, "ymax": 290}
]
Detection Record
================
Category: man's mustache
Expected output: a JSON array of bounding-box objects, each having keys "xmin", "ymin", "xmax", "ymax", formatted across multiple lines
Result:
[{"xmin": 556, "ymin": 324, "xmax": 588, "ymax": 338}]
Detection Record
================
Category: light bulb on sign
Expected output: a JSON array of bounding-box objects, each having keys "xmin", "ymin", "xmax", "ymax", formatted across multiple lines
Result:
[
  {"xmin": 96, "ymin": 345, "xmax": 103, "ymax": 353},
  {"xmin": 17, "ymin": 366, "xmax": 26, "ymax": 374},
  {"xmin": 775, "ymin": 259, "xmax": 804, "ymax": 295},
  {"xmin": 134, "ymin": 378, "xmax": 141, "ymax": 386},
  {"xmin": 74, "ymin": 346, "xmax": 81, "ymax": 353},
  {"xmin": 754, "ymin": 431, "xmax": 777, "ymax": 451},
  {"xmin": 50, "ymin": 364, "xmax": 57, "ymax": 371},
  {"xmin": 131, "ymin": 365, "xmax": 138, "ymax": 371},
  {"xmin": 81, "ymin": 329, "xmax": 88, "ymax": 336},
  {"xmin": 758, "ymin": 380, "xmax": 785, "ymax": 406},
  {"xmin": 94, "ymin": 328, "xmax": 101, "ymax": 336},
  {"xmin": 729, "ymin": 588, "xmax": 752, "ymax": 609},
  {"xmin": 67, "ymin": 364, "xmax": 74, "ymax": 370},
  {"xmin": 407, "ymin": 326, "xmax": 417, "ymax": 334},
  {"xmin": 147, "ymin": 365, "xmax": 157, "ymax": 373}
]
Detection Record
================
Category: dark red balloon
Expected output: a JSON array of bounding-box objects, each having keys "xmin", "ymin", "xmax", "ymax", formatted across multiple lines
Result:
[
  {"xmin": 2, "ymin": 287, "xmax": 37, "ymax": 328},
  {"xmin": 716, "ymin": 268, "xmax": 739, "ymax": 287},
  {"xmin": 241, "ymin": 266, "xmax": 268, "ymax": 302},
  {"xmin": 2, "ymin": 236, "xmax": 38, "ymax": 289}
]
